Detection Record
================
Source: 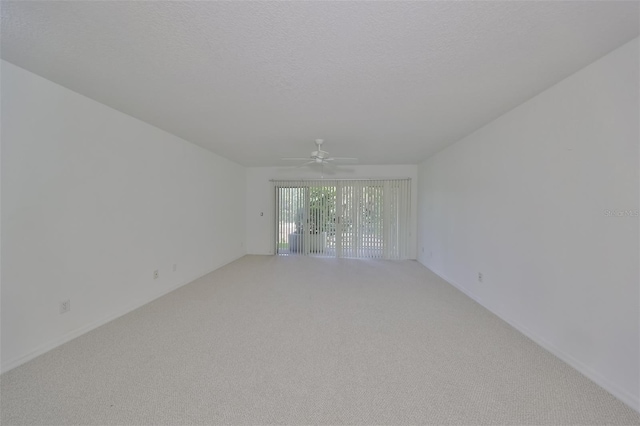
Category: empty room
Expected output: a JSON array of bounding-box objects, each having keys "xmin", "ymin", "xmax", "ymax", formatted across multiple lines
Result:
[{"xmin": 1, "ymin": 1, "xmax": 638, "ymax": 425}]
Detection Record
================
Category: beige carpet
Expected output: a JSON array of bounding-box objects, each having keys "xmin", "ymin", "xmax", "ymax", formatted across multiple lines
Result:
[{"xmin": 1, "ymin": 255, "xmax": 638, "ymax": 425}]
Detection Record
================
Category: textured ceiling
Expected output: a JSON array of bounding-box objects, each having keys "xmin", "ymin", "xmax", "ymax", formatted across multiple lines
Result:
[{"xmin": 1, "ymin": 1, "xmax": 638, "ymax": 166}]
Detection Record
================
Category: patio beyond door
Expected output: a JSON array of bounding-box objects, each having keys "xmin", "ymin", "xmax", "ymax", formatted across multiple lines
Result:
[{"xmin": 274, "ymin": 179, "xmax": 410, "ymax": 259}]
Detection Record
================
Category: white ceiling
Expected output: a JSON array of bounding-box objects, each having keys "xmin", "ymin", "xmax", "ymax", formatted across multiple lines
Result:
[{"xmin": 1, "ymin": 1, "xmax": 638, "ymax": 166}]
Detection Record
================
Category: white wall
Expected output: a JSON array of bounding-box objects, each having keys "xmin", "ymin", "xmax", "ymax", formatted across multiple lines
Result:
[
  {"xmin": 417, "ymin": 38, "xmax": 639, "ymax": 410},
  {"xmin": 1, "ymin": 61, "xmax": 246, "ymax": 372},
  {"xmin": 246, "ymin": 165, "xmax": 418, "ymax": 258}
]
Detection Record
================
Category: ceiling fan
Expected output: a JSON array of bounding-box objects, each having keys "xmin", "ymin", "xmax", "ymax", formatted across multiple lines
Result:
[{"xmin": 281, "ymin": 139, "xmax": 358, "ymax": 169}]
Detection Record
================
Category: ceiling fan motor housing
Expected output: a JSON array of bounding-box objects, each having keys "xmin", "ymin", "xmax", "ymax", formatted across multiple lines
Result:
[{"xmin": 312, "ymin": 150, "xmax": 328, "ymax": 160}]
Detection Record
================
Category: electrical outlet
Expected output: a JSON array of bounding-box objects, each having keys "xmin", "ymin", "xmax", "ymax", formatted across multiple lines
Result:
[
  {"xmin": 60, "ymin": 299, "xmax": 70, "ymax": 314},
  {"xmin": 153, "ymin": 270, "xmax": 159, "ymax": 279},
  {"xmin": 478, "ymin": 272, "xmax": 483, "ymax": 283},
  {"xmin": 172, "ymin": 264, "xmax": 177, "ymax": 272}
]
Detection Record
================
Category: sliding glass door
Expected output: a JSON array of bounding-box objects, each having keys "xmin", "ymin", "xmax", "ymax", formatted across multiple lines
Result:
[
  {"xmin": 275, "ymin": 179, "xmax": 410, "ymax": 259},
  {"xmin": 276, "ymin": 183, "xmax": 335, "ymax": 256}
]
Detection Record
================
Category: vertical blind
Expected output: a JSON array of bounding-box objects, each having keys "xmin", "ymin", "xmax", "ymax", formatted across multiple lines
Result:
[{"xmin": 273, "ymin": 179, "xmax": 411, "ymax": 259}]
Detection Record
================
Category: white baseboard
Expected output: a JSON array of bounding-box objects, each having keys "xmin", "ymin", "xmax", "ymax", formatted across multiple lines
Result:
[
  {"xmin": 416, "ymin": 259, "xmax": 640, "ymax": 414},
  {"xmin": 1, "ymin": 254, "xmax": 245, "ymax": 374}
]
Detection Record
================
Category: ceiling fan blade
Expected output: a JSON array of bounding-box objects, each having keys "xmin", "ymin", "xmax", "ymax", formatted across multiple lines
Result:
[
  {"xmin": 327, "ymin": 158, "xmax": 359, "ymax": 164},
  {"xmin": 282, "ymin": 157, "xmax": 312, "ymax": 161},
  {"xmin": 296, "ymin": 161, "xmax": 316, "ymax": 168}
]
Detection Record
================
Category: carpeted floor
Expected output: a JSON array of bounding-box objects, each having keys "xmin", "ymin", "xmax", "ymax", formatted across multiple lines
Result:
[{"xmin": 1, "ymin": 255, "xmax": 638, "ymax": 425}]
